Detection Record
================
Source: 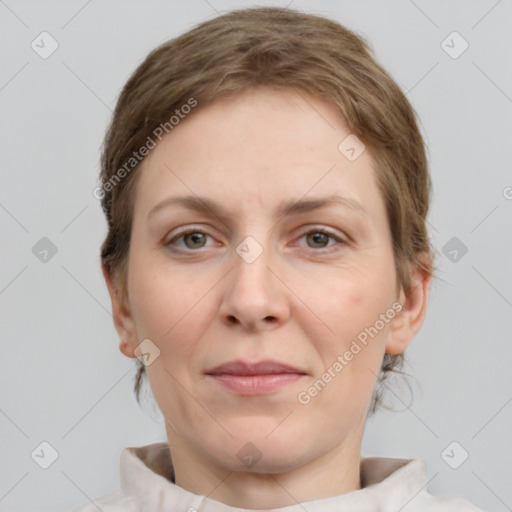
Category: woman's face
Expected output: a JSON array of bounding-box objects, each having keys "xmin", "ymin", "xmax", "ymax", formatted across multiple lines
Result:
[{"xmin": 110, "ymin": 87, "xmax": 427, "ymax": 475}]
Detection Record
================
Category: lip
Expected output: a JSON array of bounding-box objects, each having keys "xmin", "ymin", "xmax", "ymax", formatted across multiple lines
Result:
[{"xmin": 205, "ymin": 360, "xmax": 307, "ymax": 395}]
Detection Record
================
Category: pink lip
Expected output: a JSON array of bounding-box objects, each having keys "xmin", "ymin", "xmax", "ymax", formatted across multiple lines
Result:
[{"xmin": 205, "ymin": 360, "xmax": 307, "ymax": 395}]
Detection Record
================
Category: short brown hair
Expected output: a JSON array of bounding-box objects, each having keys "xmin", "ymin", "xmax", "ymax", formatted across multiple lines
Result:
[{"xmin": 99, "ymin": 6, "xmax": 435, "ymax": 414}]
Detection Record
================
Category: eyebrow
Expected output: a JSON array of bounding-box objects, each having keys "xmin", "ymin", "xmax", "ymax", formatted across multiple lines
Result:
[{"xmin": 147, "ymin": 194, "xmax": 368, "ymax": 222}]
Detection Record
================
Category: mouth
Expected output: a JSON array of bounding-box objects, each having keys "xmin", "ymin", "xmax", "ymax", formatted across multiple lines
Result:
[{"xmin": 205, "ymin": 360, "xmax": 308, "ymax": 395}]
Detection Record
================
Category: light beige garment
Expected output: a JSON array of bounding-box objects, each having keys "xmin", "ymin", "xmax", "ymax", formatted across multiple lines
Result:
[{"xmin": 72, "ymin": 442, "xmax": 485, "ymax": 511}]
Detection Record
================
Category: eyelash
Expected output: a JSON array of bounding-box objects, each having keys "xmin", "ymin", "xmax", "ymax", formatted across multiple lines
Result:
[{"xmin": 165, "ymin": 227, "xmax": 347, "ymax": 254}]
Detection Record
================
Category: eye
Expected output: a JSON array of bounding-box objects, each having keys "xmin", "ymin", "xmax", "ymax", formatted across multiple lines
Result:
[
  {"xmin": 296, "ymin": 228, "xmax": 345, "ymax": 250},
  {"xmin": 165, "ymin": 227, "xmax": 346, "ymax": 253},
  {"xmin": 166, "ymin": 229, "xmax": 216, "ymax": 251}
]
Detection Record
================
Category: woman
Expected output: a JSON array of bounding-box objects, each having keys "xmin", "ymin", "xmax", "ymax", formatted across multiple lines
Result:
[{"xmin": 76, "ymin": 7, "xmax": 484, "ymax": 511}]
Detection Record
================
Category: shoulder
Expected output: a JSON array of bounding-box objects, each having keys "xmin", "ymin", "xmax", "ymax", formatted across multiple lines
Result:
[
  {"xmin": 361, "ymin": 457, "xmax": 486, "ymax": 512},
  {"xmin": 71, "ymin": 489, "xmax": 140, "ymax": 512}
]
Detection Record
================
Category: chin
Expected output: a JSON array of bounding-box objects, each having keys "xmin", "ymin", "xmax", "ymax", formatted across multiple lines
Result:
[
  {"xmin": 204, "ymin": 420, "xmax": 315, "ymax": 473},
  {"xmin": 212, "ymin": 443, "xmax": 311, "ymax": 474}
]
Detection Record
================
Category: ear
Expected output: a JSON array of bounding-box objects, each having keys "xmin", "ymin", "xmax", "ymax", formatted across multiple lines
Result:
[
  {"xmin": 385, "ymin": 258, "xmax": 431, "ymax": 355},
  {"xmin": 102, "ymin": 263, "xmax": 138, "ymax": 359}
]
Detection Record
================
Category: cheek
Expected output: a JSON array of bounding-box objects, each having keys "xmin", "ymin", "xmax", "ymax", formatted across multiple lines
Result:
[
  {"xmin": 310, "ymin": 275, "xmax": 392, "ymax": 375},
  {"xmin": 315, "ymin": 275, "xmax": 385, "ymax": 333},
  {"xmin": 302, "ymin": 286, "xmax": 389, "ymax": 419},
  {"xmin": 128, "ymin": 260, "xmax": 210, "ymax": 412},
  {"xmin": 127, "ymin": 250, "xmax": 215, "ymax": 368}
]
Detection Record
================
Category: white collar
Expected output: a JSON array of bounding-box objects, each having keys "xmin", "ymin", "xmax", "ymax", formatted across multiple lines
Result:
[{"xmin": 119, "ymin": 442, "xmax": 432, "ymax": 511}]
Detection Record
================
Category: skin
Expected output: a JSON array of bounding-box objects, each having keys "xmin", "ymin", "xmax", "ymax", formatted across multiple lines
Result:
[{"xmin": 104, "ymin": 86, "xmax": 430, "ymax": 509}]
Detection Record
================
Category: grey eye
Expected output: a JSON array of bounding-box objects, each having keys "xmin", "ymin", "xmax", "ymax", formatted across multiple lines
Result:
[
  {"xmin": 183, "ymin": 232, "xmax": 208, "ymax": 249},
  {"xmin": 304, "ymin": 231, "xmax": 338, "ymax": 249}
]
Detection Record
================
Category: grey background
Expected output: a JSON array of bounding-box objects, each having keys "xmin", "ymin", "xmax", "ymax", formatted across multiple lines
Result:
[{"xmin": 1, "ymin": 0, "xmax": 511, "ymax": 510}]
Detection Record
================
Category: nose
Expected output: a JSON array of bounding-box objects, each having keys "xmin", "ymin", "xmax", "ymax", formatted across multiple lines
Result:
[{"xmin": 219, "ymin": 237, "xmax": 290, "ymax": 332}]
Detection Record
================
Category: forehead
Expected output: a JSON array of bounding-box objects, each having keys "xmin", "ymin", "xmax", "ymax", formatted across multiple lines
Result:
[{"xmin": 133, "ymin": 87, "xmax": 383, "ymax": 222}]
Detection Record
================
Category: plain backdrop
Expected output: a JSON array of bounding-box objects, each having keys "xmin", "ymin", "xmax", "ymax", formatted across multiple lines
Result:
[{"xmin": 1, "ymin": 1, "xmax": 511, "ymax": 510}]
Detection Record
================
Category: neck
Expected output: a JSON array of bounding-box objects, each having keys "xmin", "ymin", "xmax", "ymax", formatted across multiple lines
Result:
[{"xmin": 166, "ymin": 432, "xmax": 362, "ymax": 509}]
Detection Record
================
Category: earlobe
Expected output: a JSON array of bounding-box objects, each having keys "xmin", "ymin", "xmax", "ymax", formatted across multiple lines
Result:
[
  {"xmin": 101, "ymin": 263, "xmax": 138, "ymax": 359},
  {"xmin": 385, "ymin": 264, "xmax": 431, "ymax": 355}
]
